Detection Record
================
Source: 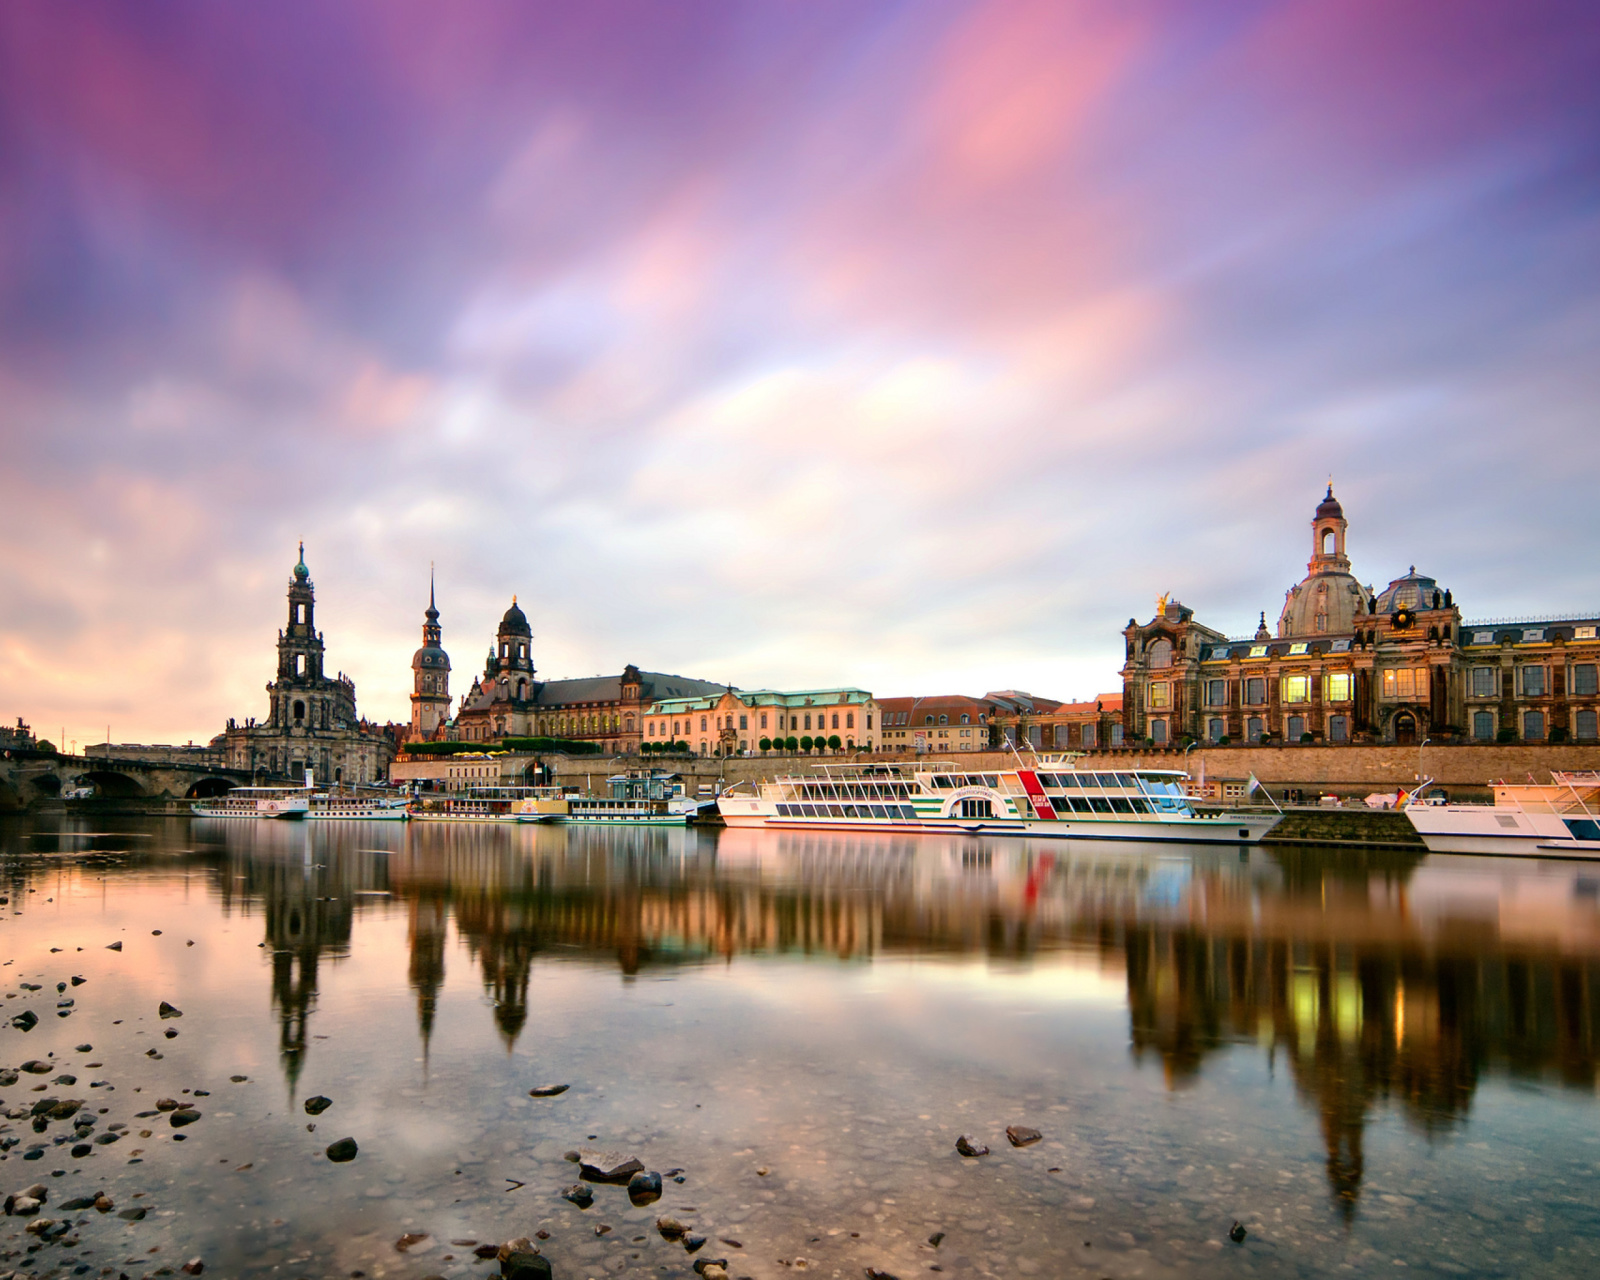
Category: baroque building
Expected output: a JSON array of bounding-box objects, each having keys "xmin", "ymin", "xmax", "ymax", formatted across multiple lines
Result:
[
  {"xmin": 1121, "ymin": 487, "xmax": 1600, "ymax": 746},
  {"xmin": 450, "ymin": 598, "xmax": 724, "ymax": 753},
  {"xmin": 222, "ymin": 546, "xmax": 397, "ymax": 783},
  {"xmin": 409, "ymin": 574, "xmax": 452, "ymax": 740},
  {"xmin": 643, "ymin": 688, "xmax": 880, "ymax": 756}
]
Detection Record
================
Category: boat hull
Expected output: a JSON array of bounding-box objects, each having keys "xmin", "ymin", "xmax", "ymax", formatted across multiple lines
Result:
[
  {"xmin": 1406, "ymin": 804, "xmax": 1600, "ymax": 858},
  {"xmin": 717, "ymin": 801, "xmax": 1279, "ymax": 844}
]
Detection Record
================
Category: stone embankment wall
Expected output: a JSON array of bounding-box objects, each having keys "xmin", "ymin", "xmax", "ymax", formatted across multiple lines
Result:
[{"xmin": 538, "ymin": 742, "xmax": 1600, "ymax": 800}]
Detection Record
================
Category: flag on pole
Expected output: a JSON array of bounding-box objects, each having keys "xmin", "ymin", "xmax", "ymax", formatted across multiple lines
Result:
[{"xmin": 1246, "ymin": 773, "xmax": 1260, "ymax": 795}]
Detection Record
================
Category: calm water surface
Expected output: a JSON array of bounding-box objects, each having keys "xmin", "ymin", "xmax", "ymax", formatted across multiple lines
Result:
[{"xmin": 2, "ymin": 816, "xmax": 1599, "ymax": 1279}]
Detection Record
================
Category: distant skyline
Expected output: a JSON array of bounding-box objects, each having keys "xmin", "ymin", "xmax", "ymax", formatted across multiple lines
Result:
[{"xmin": 3, "ymin": 1, "xmax": 1598, "ymax": 744}]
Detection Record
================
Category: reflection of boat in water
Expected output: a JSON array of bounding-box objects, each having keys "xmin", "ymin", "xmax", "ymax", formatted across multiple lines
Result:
[
  {"xmin": 717, "ymin": 756, "xmax": 1280, "ymax": 844},
  {"xmin": 518, "ymin": 771, "xmax": 703, "ymax": 826},
  {"xmin": 1405, "ymin": 772, "xmax": 1600, "ymax": 857},
  {"xmin": 192, "ymin": 786, "xmax": 310, "ymax": 820},
  {"xmin": 309, "ymin": 790, "xmax": 410, "ymax": 821}
]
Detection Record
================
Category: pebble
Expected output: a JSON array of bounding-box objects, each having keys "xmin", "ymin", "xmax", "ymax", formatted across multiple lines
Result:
[
  {"xmin": 20, "ymin": 1061, "xmax": 51, "ymax": 1074},
  {"xmin": 1230, "ymin": 1221, "xmax": 1248, "ymax": 1243},
  {"xmin": 119, "ymin": 1206, "xmax": 147, "ymax": 1220},
  {"xmin": 628, "ymin": 1170, "xmax": 663, "ymax": 1205},
  {"xmin": 562, "ymin": 1183, "xmax": 594, "ymax": 1209},
  {"xmin": 395, "ymin": 1232, "xmax": 430, "ymax": 1252},
  {"xmin": 955, "ymin": 1136, "xmax": 989, "ymax": 1158},
  {"xmin": 577, "ymin": 1148, "xmax": 644, "ymax": 1182},
  {"xmin": 159, "ymin": 1001, "xmax": 183, "ymax": 1018},
  {"xmin": 106, "ymin": 941, "xmax": 122, "ymax": 951},
  {"xmin": 657, "ymin": 1216, "xmax": 687, "ymax": 1241},
  {"xmin": 528, "ymin": 1084, "xmax": 569, "ymax": 1097},
  {"xmin": 1005, "ymin": 1126, "xmax": 1042, "ymax": 1147},
  {"xmin": 181, "ymin": 1259, "xmax": 205, "ymax": 1275},
  {"xmin": 170, "ymin": 1108, "xmax": 203, "ymax": 1127},
  {"xmin": 326, "ymin": 1137, "xmax": 359, "ymax": 1163},
  {"xmin": 304, "ymin": 1095, "xmax": 334, "ymax": 1115},
  {"xmin": 500, "ymin": 1250, "xmax": 552, "ymax": 1280}
]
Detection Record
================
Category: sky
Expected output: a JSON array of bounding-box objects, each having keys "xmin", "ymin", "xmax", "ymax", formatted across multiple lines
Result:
[{"xmin": 2, "ymin": 0, "xmax": 1598, "ymax": 747}]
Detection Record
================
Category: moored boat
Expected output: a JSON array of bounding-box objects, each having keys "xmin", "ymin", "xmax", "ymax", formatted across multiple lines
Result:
[
  {"xmin": 517, "ymin": 771, "xmax": 705, "ymax": 825},
  {"xmin": 1404, "ymin": 772, "xmax": 1600, "ymax": 857},
  {"xmin": 191, "ymin": 786, "xmax": 311, "ymax": 820},
  {"xmin": 409, "ymin": 785, "xmax": 542, "ymax": 823},
  {"xmin": 309, "ymin": 789, "xmax": 410, "ymax": 821},
  {"xmin": 715, "ymin": 755, "xmax": 1280, "ymax": 843}
]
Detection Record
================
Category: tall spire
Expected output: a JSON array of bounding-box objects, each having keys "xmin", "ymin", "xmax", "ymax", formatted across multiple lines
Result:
[{"xmin": 425, "ymin": 563, "xmax": 439, "ymax": 623}]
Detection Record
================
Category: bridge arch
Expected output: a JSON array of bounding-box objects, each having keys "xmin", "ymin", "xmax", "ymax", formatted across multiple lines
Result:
[
  {"xmin": 79, "ymin": 770, "xmax": 148, "ymax": 798},
  {"xmin": 185, "ymin": 776, "xmax": 237, "ymax": 799}
]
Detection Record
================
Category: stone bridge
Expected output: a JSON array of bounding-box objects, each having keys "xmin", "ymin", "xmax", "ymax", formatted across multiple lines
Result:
[{"xmin": 0, "ymin": 750, "xmax": 272, "ymax": 811}]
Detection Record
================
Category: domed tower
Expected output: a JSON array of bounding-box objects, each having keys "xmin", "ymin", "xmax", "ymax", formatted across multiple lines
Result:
[
  {"xmin": 1277, "ymin": 485, "xmax": 1371, "ymax": 638},
  {"xmin": 485, "ymin": 597, "xmax": 536, "ymax": 698},
  {"xmin": 409, "ymin": 572, "xmax": 452, "ymax": 738}
]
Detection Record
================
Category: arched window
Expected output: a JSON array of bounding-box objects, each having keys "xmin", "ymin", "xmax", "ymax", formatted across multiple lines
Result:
[
  {"xmin": 924, "ymin": 715, "xmax": 934, "ymax": 725},
  {"xmin": 938, "ymin": 714, "xmax": 948, "ymax": 724},
  {"xmin": 700, "ymin": 716, "xmax": 708, "ymax": 731},
  {"xmin": 960, "ymin": 714, "xmax": 969, "ymax": 724},
  {"xmin": 1322, "ymin": 529, "xmax": 1336, "ymax": 554},
  {"xmin": 1147, "ymin": 638, "xmax": 1173, "ymax": 669},
  {"xmin": 293, "ymin": 700, "xmax": 305, "ymax": 722}
]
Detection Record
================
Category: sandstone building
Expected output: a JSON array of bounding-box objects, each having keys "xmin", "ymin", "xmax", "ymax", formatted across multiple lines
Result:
[
  {"xmin": 222, "ymin": 546, "xmax": 396, "ymax": 783},
  {"xmin": 644, "ymin": 688, "xmax": 879, "ymax": 756},
  {"xmin": 1121, "ymin": 488, "xmax": 1600, "ymax": 746},
  {"xmin": 450, "ymin": 598, "xmax": 723, "ymax": 753}
]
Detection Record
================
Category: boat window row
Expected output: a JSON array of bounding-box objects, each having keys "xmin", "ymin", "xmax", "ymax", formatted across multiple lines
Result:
[
  {"xmin": 927, "ymin": 774, "xmax": 1003, "ymax": 789},
  {"xmin": 777, "ymin": 803, "xmax": 919, "ymax": 821},
  {"xmin": 1050, "ymin": 795, "xmax": 1166, "ymax": 815},
  {"xmin": 787, "ymin": 782, "xmax": 915, "ymax": 800}
]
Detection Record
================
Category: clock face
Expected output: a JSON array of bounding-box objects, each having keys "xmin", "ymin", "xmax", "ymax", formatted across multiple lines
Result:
[{"xmin": 1393, "ymin": 608, "xmax": 1414, "ymax": 630}]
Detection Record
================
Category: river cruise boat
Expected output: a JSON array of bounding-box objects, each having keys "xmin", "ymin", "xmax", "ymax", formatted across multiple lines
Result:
[
  {"xmin": 191, "ymin": 786, "xmax": 311, "ymax": 820},
  {"xmin": 1404, "ymin": 772, "xmax": 1600, "ymax": 857},
  {"xmin": 517, "ymin": 771, "xmax": 704, "ymax": 826},
  {"xmin": 309, "ymin": 789, "xmax": 410, "ymax": 822},
  {"xmin": 716, "ymin": 757, "xmax": 1281, "ymax": 843},
  {"xmin": 409, "ymin": 786, "xmax": 544, "ymax": 823}
]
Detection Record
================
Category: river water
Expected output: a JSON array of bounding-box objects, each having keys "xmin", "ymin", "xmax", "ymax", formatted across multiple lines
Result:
[{"xmin": 2, "ymin": 816, "xmax": 1599, "ymax": 1280}]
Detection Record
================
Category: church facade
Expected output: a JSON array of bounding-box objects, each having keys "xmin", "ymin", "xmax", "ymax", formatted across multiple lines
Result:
[
  {"xmin": 221, "ymin": 546, "xmax": 397, "ymax": 783},
  {"xmin": 1122, "ymin": 488, "xmax": 1600, "ymax": 747},
  {"xmin": 447, "ymin": 598, "xmax": 725, "ymax": 754}
]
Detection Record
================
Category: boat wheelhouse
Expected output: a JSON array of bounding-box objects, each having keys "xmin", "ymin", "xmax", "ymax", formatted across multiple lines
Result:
[
  {"xmin": 1404, "ymin": 772, "xmax": 1600, "ymax": 857},
  {"xmin": 191, "ymin": 786, "xmax": 311, "ymax": 820},
  {"xmin": 716, "ymin": 756, "xmax": 1280, "ymax": 843}
]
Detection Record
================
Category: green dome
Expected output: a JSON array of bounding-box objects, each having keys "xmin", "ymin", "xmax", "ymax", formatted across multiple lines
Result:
[{"xmin": 293, "ymin": 542, "xmax": 309, "ymax": 580}]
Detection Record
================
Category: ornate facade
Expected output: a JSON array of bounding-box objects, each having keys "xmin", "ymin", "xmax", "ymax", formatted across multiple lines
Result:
[
  {"xmin": 450, "ymin": 598, "xmax": 724, "ymax": 753},
  {"xmin": 1122, "ymin": 488, "xmax": 1600, "ymax": 746},
  {"xmin": 643, "ymin": 688, "xmax": 880, "ymax": 756},
  {"xmin": 222, "ymin": 546, "xmax": 397, "ymax": 783},
  {"xmin": 409, "ymin": 575, "xmax": 452, "ymax": 739}
]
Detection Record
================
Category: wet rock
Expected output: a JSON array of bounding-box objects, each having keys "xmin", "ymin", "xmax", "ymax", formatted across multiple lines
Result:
[
  {"xmin": 181, "ymin": 1259, "xmax": 205, "ymax": 1275},
  {"xmin": 106, "ymin": 941, "xmax": 122, "ymax": 951},
  {"xmin": 303, "ymin": 1095, "xmax": 333, "ymax": 1115},
  {"xmin": 1229, "ymin": 1221, "xmax": 1248, "ymax": 1244},
  {"xmin": 500, "ymin": 1250, "xmax": 552, "ymax": 1280},
  {"xmin": 657, "ymin": 1216, "xmax": 687, "ymax": 1241},
  {"xmin": 48, "ymin": 1096, "xmax": 81, "ymax": 1116},
  {"xmin": 94, "ymin": 1194, "xmax": 114, "ymax": 1212},
  {"xmin": 864, "ymin": 1270, "xmax": 901, "ymax": 1280},
  {"xmin": 577, "ymin": 1148, "xmax": 644, "ymax": 1182},
  {"xmin": 20, "ymin": 1060, "xmax": 52, "ymax": 1074},
  {"xmin": 164, "ymin": 1027, "xmax": 179, "ymax": 1039},
  {"xmin": 158, "ymin": 1002, "xmax": 182, "ymax": 1018},
  {"xmin": 193, "ymin": 1088, "xmax": 210, "ymax": 1096},
  {"xmin": 1005, "ymin": 1126, "xmax": 1042, "ymax": 1148},
  {"xmin": 230, "ymin": 1075, "xmax": 249, "ymax": 1083},
  {"xmin": 60, "ymin": 1196, "xmax": 98, "ymax": 1211},
  {"xmin": 70, "ymin": 977, "xmax": 86, "ymax": 987},
  {"xmin": 93, "ymin": 1132, "xmax": 120, "ymax": 1145},
  {"xmin": 756, "ymin": 1166, "xmax": 770, "ymax": 1176},
  {"xmin": 156, "ymin": 1098, "xmax": 180, "ymax": 1111},
  {"xmin": 684, "ymin": 1235, "xmax": 707, "ymax": 1253},
  {"xmin": 927, "ymin": 1232, "xmax": 945, "ymax": 1247},
  {"xmin": 0, "ymin": 1069, "xmax": 15, "ymax": 1086},
  {"xmin": 955, "ymin": 1136, "xmax": 989, "ymax": 1158},
  {"xmin": 594, "ymin": 1224, "xmax": 611, "ymax": 1236},
  {"xmin": 696, "ymin": 1266, "xmax": 728, "ymax": 1280},
  {"xmin": 395, "ymin": 1233, "xmax": 430, "ymax": 1252},
  {"xmin": 627, "ymin": 1171, "xmax": 662, "ymax": 1205},
  {"xmin": 473, "ymin": 1245, "xmax": 501, "ymax": 1260},
  {"xmin": 692, "ymin": 1261, "xmax": 730, "ymax": 1277},
  {"xmin": 29, "ymin": 1098, "xmax": 60, "ymax": 1117},
  {"xmin": 71, "ymin": 1142, "xmax": 92, "ymax": 1157},
  {"xmin": 119, "ymin": 1206, "xmax": 147, "ymax": 1220},
  {"xmin": 4, "ymin": 1194, "xmax": 43, "ymax": 1216},
  {"xmin": 170, "ymin": 1108, "xmax": 202, "ymax": 1128},
  {"xmin": 11, "ymin": 1010, "xmax": 38, "ymax": 1031},
  {"xmin": 74, "ymin": 1042, "xmax": 91, "ymax": 1051},
  {"xmin": 528, "ymin": 1084, "xmax": 569, "ymax": 1097},
  {"xmin": 562, "ymin": 1149, "xmax": 581, "ymax": 1162},
  {"xmin": 326, "ymin": 1137, "xmax": 359, "ymax": 1162},
  {"xmin": 561, "ymin": 1183, "xmax": 594, "ymax": 1209}
]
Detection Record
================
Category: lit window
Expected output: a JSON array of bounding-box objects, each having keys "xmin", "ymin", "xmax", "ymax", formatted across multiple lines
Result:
[
  {"xmin": 1575, "ymin": 626, "xmax": 1597, "ymax": 641},
  {"xmin": 1248, "ymin": 645, "xmax": 1268, "ymax": 658},
  {"xmin": 1148, "ymin": 683, "xmax": 1169, "ymax": 709},
  {"xmin": 1281, "ymin": 675, "xmax": 1310, "ymax": 704},
  {"xmin": 1325, "ymin": 673, "xmax": 1353, "ymax": 702},
  {"xmin": 1382, "ymin": 669, "xmax": 1419, "ymax": 699},
  {"xmin": 1288, "ymin": 642, "xmax": 1308, "ymax": 655}
]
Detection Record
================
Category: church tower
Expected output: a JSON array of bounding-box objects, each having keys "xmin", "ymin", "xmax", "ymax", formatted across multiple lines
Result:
[
  {"xmin": 1276, "ymin": 485, "xmax": 1371, "ymax": 638},
  {"xmin": 278, "ymin": 542, "xmax": 324, "ymax": 686},
  {"xmin": 410, "ymin": 572, "xmax": 452, "ymax": 738}
]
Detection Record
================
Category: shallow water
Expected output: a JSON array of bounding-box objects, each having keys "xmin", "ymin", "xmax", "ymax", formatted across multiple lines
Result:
[{"xmin": 2, "ymin": 817, "xmax": 1599, "ymax": 1279}]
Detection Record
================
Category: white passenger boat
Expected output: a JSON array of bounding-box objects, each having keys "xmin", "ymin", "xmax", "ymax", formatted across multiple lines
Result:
[
  {"xmin": 715, "ymin": 756, "xmax": 1281, "ymax": 843},
  {"xmin": 309, "ymin": 790, "xmax": 410, "ymax": 821},
  {"xmin": 517, "ymin": 771, "xmax": 704, "ymax": 826},
  {"xmin": 1404, "ymin": 772, "xmax": 1600, "ymax": 857},
  {"xmin": 409, "ymin": 786, "xmax": 541, "ymax": 823},
  {"xmin": 191, "ymin": 786, "xmax": 311, "ymax": 820}
]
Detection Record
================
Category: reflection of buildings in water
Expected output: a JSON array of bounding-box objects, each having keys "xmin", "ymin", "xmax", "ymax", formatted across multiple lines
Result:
[{"xmin": 208, "ymin": 820, "xmax": 399, "ymax": 1089}]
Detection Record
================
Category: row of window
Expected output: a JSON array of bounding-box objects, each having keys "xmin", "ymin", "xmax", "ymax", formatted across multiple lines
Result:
[
  {"xmin": 1195, "ymin": 674, "xmax": 1357, "ymax": 708},
  {"xmin": 1189, "ymin": 664, "xmax": 1599, "ymax": 709},
  {"xmin": 1191, "ymin": 716, "xmax": 1352, "ymax": 744},
  {"xmin": 776, "ymin": 803, "xmax": 919, "ymax": 820},
  {"xmin": 1472, "ymin": 709, "xmax": 1598, "ymax": 740},
  {"xmin": 647, "ymin": 710, "xmax": 863, "ymax": 737},
  {"xmin": 1182, "ymin": 709, "xmax": 1600, "ymax": 743}
]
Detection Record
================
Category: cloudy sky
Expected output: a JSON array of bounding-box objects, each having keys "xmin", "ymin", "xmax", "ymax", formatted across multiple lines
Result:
[{"xmin": 2, "ymin": 0, "xmax": 1598, "ymax": 747}]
